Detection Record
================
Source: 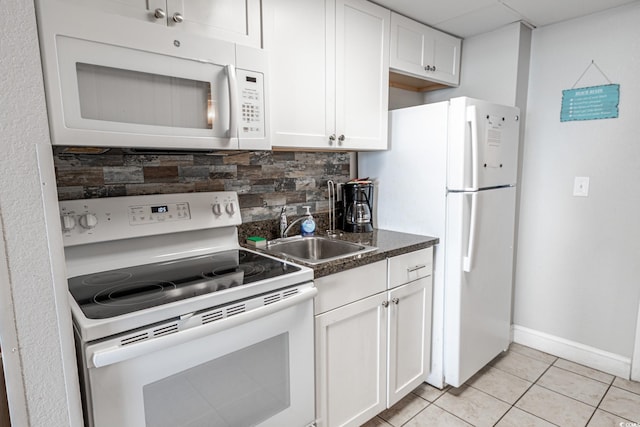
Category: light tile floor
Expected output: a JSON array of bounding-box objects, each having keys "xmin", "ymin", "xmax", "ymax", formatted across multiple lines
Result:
[{"xmin": 362, "ymin": 343, "xmax": 640, "ymax": 427}]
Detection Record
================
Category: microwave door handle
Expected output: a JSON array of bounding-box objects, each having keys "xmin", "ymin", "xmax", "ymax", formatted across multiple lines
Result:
[{"xmin": 226, "ymin": 64, "xmax": 239, "ymax": 143}]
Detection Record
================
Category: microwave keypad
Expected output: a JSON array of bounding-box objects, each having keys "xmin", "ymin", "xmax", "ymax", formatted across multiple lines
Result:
[{"xmin": 238, "ymin": 71, "xmax": 265, "ymax": 137}]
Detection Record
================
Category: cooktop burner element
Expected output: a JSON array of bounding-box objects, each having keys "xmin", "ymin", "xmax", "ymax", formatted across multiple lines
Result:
[
  {"xmin": 82, "ymin": 271, "xmax": 132, "ymax": 286},
  {"xmin": 94, "ymin": 281, "xmax": 176, "ymax": 307},
  {"xmin": 68, "ymin": 249, "xmax": 301, "ymax": 319}
]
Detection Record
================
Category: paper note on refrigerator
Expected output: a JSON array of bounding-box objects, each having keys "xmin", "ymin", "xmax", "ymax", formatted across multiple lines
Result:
[{"xmin": 485, "ymin": 116, "xmax": 503, "ymax": 168}]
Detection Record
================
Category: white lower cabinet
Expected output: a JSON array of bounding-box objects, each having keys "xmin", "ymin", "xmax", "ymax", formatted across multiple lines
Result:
[
  {"xmin": 387, "ymin": 277, "xmax": 432, "ymax": 407},
  {"xmin": 316, "ymin": 292, "xmax": 388, "ymax": 427},
  {"xmin": 314, "ymin": 249, "xmax": 433, "ymax": 427}
]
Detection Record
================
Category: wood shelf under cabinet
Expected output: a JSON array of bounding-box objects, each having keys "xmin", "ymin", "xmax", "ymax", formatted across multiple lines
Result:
[{"xmin": 389, "ymin": 71, "xmax": 449, "ymax": 92}]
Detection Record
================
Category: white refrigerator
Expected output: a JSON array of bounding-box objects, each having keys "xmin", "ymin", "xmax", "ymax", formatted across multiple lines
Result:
[{"xmin": 359, "ymin": 97, "xmax": 520, "ymax": 388}]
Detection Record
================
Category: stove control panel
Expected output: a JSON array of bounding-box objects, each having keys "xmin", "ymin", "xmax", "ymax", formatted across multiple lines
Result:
[
  {"xmin": 60, "ymin": 192, "xmax": 241, "ymax": 247},
  {"xmin": 128, "ymin": 202, "xmax": 191, "ymax": 225}
]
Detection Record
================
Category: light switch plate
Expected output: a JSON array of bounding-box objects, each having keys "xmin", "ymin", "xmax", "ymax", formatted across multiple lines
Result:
[{"xmin": 573, "ymin": 176, "xmax": 590, "ymax": 197}]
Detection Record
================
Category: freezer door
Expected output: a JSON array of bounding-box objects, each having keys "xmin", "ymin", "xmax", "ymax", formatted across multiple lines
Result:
[
  {"xmin": 444, "ymin": 187, "xmax": 516, "ymax": 387},
  {"xmin": 447, "ymin": 97, "xmax": 520, "ymax": 191}
]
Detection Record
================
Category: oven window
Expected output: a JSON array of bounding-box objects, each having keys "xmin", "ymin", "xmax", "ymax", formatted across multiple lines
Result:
[
  {"xmin": 143, "ymin": 333, "xmax": 290, "ymax": 427},
  {"xmin": 76, "ymin": 63, "xmax": 214, "ymax": 130}
]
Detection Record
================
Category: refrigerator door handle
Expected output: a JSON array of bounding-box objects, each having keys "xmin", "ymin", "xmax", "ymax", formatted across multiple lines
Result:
[
  {"xmin": 463, "ymin": 192, "xmax": 478, "ymax": 272},
  {"xmin": 466, "ymin": 106, "xmax": 479, "ymax": 190}
]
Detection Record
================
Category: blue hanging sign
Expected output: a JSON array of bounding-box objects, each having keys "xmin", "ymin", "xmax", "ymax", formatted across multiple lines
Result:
[{"xmin": 560, "ymin": 84, "xmax": 619, "ymax": 122}]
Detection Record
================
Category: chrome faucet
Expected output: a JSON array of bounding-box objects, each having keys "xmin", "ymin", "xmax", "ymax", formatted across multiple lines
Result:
[
  {"xmin": 281, "ymin": 216, "xmax": 307, "ymax": 238},
  {"xmin": 327, "ymin": 180, "xmax": 337, "ymax": 236},
  {"xmin": 279, "ymin": 206, "xmax": 288, "ymax": 238}
]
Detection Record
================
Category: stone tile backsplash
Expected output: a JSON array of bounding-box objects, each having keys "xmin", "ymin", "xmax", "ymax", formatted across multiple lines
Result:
[{"xmin": 53, "ymin": 148, "xmax": 352, "ymax": 223}]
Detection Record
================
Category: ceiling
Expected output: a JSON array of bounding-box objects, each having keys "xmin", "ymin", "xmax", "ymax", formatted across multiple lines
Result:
[{"xmin": 371, "ymin": 0, "xmax": 638, "ymax": 37}]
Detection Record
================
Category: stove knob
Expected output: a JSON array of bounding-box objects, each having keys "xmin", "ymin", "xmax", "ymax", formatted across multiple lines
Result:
[
  {"xmin": 212, "ymin": 203, "xmax": 222, "ymax": 216},
  {"xmin": 79, "ymin": 213, "xmax": 98, "ymax": 229},
  {"xmin": 61, "ymin": 215, "xmax": 76, "ymax": 231},
  {"xmin": 225, "ymin": 202, "xmax": 236, "ymax": 215}
]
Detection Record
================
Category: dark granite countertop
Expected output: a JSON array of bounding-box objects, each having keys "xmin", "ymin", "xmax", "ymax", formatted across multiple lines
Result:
[{"xmin": 242, "ymin": 227, "xmax": 438, "ymax": 279}]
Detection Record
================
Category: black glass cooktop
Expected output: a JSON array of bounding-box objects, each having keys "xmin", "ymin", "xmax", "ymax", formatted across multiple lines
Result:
[{"xmin": 68, "ymin": 249, "xmax": 301, "ymax": 319}]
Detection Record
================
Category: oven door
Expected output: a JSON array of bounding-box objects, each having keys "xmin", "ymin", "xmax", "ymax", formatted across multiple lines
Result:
[{"xmin": 81, "ymin": 286, "xmax": 317, "ymax": 427}]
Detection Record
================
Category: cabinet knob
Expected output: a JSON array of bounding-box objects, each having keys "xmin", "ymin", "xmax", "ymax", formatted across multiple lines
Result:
[
  {"xmin": 382, "ymin": 300, "xmax": 389, "ymax": 308},
  {"xmin": 153, "ymin": 8, "xmax": 166, "ymax": 19},
  {"xmin": 424, "ymin": 65, "xmax": 436, "ymax": 72},
  {"xmin": 328, "ymin": 134, "xmax": 336, "ymax": 145},
  {"xmin": 392, "ymin": 297, "xmax": 399, "ymax": 305},
  {"xmin": 338, "ymin": 135, "xmax": 345, "ymax": 145},
  {"xmin": 172, "ymin": 12, "xmax": 184, "ymax": 23}
]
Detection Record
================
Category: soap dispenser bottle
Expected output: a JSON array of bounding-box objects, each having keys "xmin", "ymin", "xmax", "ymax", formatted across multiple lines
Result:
[{"xmin": 300, "ymin": 206, "xmax": 316, "ymax": 237}]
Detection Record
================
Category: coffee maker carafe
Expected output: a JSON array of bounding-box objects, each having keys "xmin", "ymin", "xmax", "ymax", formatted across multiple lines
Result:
[{"xmin": 340, "ymin": 182, "xmax": 374, "ymax": 233}]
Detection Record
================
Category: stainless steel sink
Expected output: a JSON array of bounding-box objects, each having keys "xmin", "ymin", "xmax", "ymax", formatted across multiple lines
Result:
[{"xmin": 265, "ymin": 236, "xmax": 377, "ymax": 265}]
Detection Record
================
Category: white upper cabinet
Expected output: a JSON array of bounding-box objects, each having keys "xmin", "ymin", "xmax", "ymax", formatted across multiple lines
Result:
[
  {"xmin": 263, "ymin": 0, "xmax": 390, "ymax": 150},
  {"xmin": 74, "ymin": 0, "xmax": 262, "ymax": 47},
  {"xmin": 390, "ymin": 12, "xmax": 461, "ymax": 86}
]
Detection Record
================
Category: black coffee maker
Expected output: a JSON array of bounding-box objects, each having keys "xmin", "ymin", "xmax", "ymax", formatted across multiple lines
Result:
[{"xmin": 339, "ymin": 182, "xmax": 374, "ymax": 233}]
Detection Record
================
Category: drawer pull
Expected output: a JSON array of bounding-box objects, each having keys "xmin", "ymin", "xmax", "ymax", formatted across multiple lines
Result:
[{"xmin": 407, "ymin": 264, "xmax": 427, "ymax": 273}]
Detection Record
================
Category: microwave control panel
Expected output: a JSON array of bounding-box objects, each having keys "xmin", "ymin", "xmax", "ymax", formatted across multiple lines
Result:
[{"xmin": 237, "ymin": 69, "xmax": 265, "ymax": 138}]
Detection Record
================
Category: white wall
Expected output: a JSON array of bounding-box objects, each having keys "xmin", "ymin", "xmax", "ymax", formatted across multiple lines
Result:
[
  {"xmin": 388, "ymin": 86, "xmax": 424, "ymax": 110},
  {"xmin": 0, "ymin": 1, "xmax": 83, "ymax": 425},
  {"xmin": 514, "ymin": 2, "xmax": 640, "ymax": 367}
]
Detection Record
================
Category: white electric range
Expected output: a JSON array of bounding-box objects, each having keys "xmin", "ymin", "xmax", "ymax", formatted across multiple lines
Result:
[{"xmin": 60, "ymin": 191, "xmax": 316, "ymax": 427}]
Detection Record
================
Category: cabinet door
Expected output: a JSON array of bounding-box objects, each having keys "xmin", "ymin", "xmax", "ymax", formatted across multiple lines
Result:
[
  {"xmin": 66, "ymin": 0, "xmax": 166, "ymax": 23},
  {"xmin": 263, "ymin": 0, "xmax": 335, "ymax": 149},
  {"xmin": 389, "ymin": 12, "xmax": 428, "ymax": 77},
  {"xmin": 425, "ymin": 27, "xmax": 461, "ymax": 86},
  {"xmin": 315, "ymin": 292, "xmax": 388, "ymax": 427},
  {"xmin": 335, "ymin": 0, "xmax": 390, "ymax": 150},
  {"xmin": 71, "ymin": 0, "xmax": 260, "ymax": 46},
  {"xmin": 167, "ymin": 0, "xmax": 262, "ymax": 47},
  {"xmin": 387, "ymin": 277, "xmax": 432, "ymax": 407}
]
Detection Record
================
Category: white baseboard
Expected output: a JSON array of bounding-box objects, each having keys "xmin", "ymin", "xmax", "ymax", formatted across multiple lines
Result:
[{"xmin": 512, "ymin": 325, "xmax": 631, "ymax": 379}]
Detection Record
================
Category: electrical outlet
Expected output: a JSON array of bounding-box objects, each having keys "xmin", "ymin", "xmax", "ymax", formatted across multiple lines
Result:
[{"xmin": 573, "ymin": 176, "xmax": 590, "ymax": 197}]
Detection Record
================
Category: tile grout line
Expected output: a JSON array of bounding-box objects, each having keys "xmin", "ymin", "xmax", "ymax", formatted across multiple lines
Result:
[
  {"xmin": 551, "ymin": 362, "xmax": 616, "ymax": 386},
  {"xmin": 427, "ymin": 390, "xmax": 478, "ymax": 427},
  {"xmin": 396, "ymin": 394, "xmax": 431, "ymax": 427},
  {"xmin": 584, "ymin": 380, "xmax": 614, "ymax": 426},
  {"xmin": 498, "ymin": 359, "xmax": 560, "ymax": 427},
  {"xmin": 376, "ymin": 346, "xmax": 640, "ymax": 427}
]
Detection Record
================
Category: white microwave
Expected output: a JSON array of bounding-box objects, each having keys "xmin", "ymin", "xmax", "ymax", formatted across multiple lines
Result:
[{"xmin": 35, "ymin": 0, "xmax": 269, "ymax": 151}]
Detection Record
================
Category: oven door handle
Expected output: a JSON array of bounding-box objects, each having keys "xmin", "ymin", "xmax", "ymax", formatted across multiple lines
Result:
[{"xmin": 89, "ymin": 286, "xmax": 317, "ymax": 369}]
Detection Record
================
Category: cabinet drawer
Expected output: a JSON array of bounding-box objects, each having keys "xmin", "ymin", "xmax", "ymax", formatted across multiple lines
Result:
[
  {"xmin": 314, "ymin": 260, "xmax": 387, "ymax": 315},
  {"xmin": 388, "ymin": 248, "xmax": 432, "ymax": 289}
]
